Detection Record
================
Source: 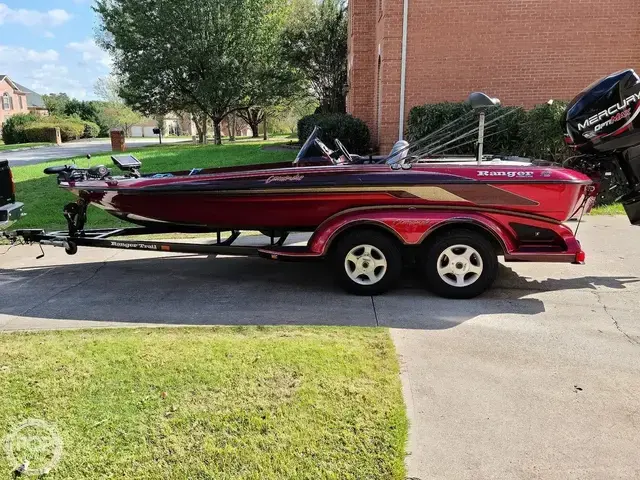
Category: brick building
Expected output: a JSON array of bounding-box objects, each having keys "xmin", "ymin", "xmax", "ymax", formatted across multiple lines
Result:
[
  {"xmin": 346, "ymin": 0, "xmax": 640, "ymax": 153},
  {"xmin": 0, "ymin": 75, "xmax": 29, "ymax": 131}
]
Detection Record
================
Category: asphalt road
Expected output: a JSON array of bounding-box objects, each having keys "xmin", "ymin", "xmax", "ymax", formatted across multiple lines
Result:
[
  {"xmin": 1, "ymin": 216, "xmax": 639, "ymax": 479},
  {"xmin": 2, "ymin": 137, "xmax": 190, "ymax": 167}
]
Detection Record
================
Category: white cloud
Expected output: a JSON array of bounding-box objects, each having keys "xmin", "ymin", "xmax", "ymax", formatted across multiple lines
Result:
[
  {"xmin": 0, "ymin": 45, "xmax": 59, "ymax": 63},
  {"xmin": 15, "ymin": 64, "xmax": 88, "ymax": 99},
  {"xmin": 0, "ymin": 43, "xmax": 108, "ymax": 100},
  {"xmin": 67, "ymin": 39, "xmax": 112, "ymax": 68},
  {"xmin": 0, "ymin": 3, "xmax": 71, "ymax": 27}
]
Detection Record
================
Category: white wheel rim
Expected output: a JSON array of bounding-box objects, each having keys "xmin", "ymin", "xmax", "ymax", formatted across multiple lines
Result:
[
  {"xmin": 436, "ymin": 244, "xmax": 483, "ymax": 288},
  {"xmin": 344, "ymin": 244, "xmax": 388, "ymax": 286}
]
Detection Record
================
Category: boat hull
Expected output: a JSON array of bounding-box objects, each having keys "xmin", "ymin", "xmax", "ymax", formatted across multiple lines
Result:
[{"xmin": 69, "ymin": 164, "xmax": 593, "ymax": 231}]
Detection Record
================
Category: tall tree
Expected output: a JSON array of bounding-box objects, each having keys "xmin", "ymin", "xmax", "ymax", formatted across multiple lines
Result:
[
  {"xmin": 42, "ymin": 93, "xmax": 70, "ymax": 116},
  {"xmin": 95, "ymin": 0, "xmax": 293, "ymax": 145},
  {"xmin": 95, "ymin": 102, "xmax": 143, "ymax": 137},
  {"xmin": 280, "ymin": 0, "xmax": 347, "ymax": 113},
  {"xmin": 94, "ymin": 76, "xmax": 124, "ymax": 103}
]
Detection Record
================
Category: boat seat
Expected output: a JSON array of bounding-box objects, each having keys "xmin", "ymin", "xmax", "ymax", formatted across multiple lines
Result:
[
  {"xmin": 467, "ymin": 92, "xmax": 501, "ymax": 109},
  {"xmin": 386, "ymin": 140, "xmax": 410, "ymax": 165}
]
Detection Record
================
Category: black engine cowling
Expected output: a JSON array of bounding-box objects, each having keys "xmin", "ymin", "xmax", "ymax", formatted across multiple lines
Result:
[
  {"xmin": 564, "ymin": 69, "xmax": 640, "ymax": 153},
  {"xmin": 564, "ymin": 69, "xmax": 640, "ymax": 225}
]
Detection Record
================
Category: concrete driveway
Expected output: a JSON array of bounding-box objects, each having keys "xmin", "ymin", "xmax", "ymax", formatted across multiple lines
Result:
[
  {"xmin": 2, "ymin": 137, "xmax": 190, "ymax": 167},
  {"xmin": 1, "ymin": 216, "xmax": 639, "ymax": 479}
]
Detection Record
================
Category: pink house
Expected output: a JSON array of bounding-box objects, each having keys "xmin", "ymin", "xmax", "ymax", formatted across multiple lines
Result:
[{"xmin": 0, "ymin": 75, "xmax": 29, "ymax": 135}]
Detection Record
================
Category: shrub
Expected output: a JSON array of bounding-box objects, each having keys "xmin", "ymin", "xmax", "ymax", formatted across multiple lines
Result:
[
  {"xmin": 519, "ymin": 101, "xmax": 571, "ymax": 161},
  {"xmin": 21, "ymin": 118, "xmax": 85, "ymax": 143},
  {"xmin": 83, "ymin": 121, "xmax": 100, "ymax": 138},
  {"xmin": 20, "ymin": 125, "xmax": 57, "ymax": 143},
  {"xmin": 407, "ymin": 100, "xmax": 569, "ymax": 161},
  {"xmin": 298, "ymin": 113, "xmax": 370, "ymax": 154},
  {"xmin": 407, "ymin": 102, "xmax": 472, "ymax": 148},
  {"xmin": 1, "ymin": 113, "xmax": 38, "ymax": 144}
]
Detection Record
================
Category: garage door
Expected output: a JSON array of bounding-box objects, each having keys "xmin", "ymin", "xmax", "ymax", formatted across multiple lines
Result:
[
  {"xmin": 143, "ymin": 127, "xmax": 156, "ymax": 137},
  {"xmin": 130, "ymin": 126, "xmax": 143, "ymax": 137}
]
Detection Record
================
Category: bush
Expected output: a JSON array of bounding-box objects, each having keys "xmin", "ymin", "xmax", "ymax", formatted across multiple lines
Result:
[
  {"xmin": 1, "ymin": 113, "xmax": 38, "ymax": 144},
  {"xmin": 407, "ymin": 100, "xmax": 568, "ymax": 161},
  {"xmin": 20, "ymin": 125, "xmax": 56, "ymax": 143},
  {"xmin": 83, "ymin": 121, "xmax": 100, "ymax": 138},
  {"xmin": 519, "ymin": 101, "xmax": 571, "ymax": 161},
  {"xmin": 298, "ymin": 113, "xmax": 370, "ymax": 154},
  {"xmin": 21, "ymin": 118, "xmax": 85, "ymax": 143}
]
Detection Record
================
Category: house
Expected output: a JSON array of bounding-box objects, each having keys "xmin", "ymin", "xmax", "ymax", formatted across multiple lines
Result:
[
  {"xmin": 0, "ymin": 75, "xmax": 29, "ymax": 132},
  {"xmin": 129, "ymin": 112, "xmax": 252, "ymax": 139},
  {"xmin": 129, "ymin": 113, "xmax": 193, "ymax": 138},
  {"xmin": 12, "ymin": 82, "xmax": 48, "ymax": 116},
  {"xmin": 346, "ymin": 0, "xmax": 640, "ymax": 153}
]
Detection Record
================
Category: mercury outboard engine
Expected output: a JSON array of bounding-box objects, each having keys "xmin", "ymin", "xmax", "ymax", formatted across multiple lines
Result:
[
  {"xmin": 564, "ymin": 70, "xmax": 640, "ymax": 225},
  {"xmin": 564, "ymin": 69, "xmax": 640, "ymax": 224}
]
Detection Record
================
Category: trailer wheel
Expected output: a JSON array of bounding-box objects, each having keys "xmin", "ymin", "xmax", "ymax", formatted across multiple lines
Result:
[
  {"xmin": 332, "ymin": 230, "xmax": 402, "ymax": 295},
  {"xmin": 64, "ymin": 241, "xmax": 78, "ymax": 256},
  {"xmin": 421, "ymin": 229, "xmax": 498, "ymax": 299}
]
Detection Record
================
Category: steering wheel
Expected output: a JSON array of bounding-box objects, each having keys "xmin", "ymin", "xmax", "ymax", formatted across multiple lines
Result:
[{"xmin": 334, "ymin": 138, "xmax": 352, "ymax": 162}]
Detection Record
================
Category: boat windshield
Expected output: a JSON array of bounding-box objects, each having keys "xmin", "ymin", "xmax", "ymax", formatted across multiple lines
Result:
[{"xmin": 294, "ymin": 126, "xmax": 339, "ymax": 164}]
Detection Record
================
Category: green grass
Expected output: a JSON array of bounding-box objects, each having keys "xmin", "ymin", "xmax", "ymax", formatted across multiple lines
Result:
[
  {"xmin": 590, "ymin": 203, "xmax": 625, "ymax": 215},
  {"xmin": 0, "ymin": 142, "xmax": 51, "ymax": 151},
  {"xmin": 0, "ymin": 327, "xmax": 407, "ymax": 479},
  {"xmin": 12, "ymin": 140, "xmax": 296, "ymax": 230}
]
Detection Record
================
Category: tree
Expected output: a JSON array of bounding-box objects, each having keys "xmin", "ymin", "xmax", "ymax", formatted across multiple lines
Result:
[
  {"xmin": 42, "ymin": 93, "xmax": 70, "ymax": 116},
  {"xmin": 95, "ymin": 102, "xmax": 142, "ymax": 136},
  {"xmin": 95, "ymin": 0, "xmax": 293, "ymax": 145},
  {"xmin": 280, "ymin": 0, "xmax": 347, "ymax": 113},
  {"xmin": 236, "ymin": 107, "xmax": 265, "ymax": 138},
  {"xmin": 94, "ymin": 76, "xmax": 124, "ymax": 103},
  {"xmin": 64, "ymin": 99, "xmax": 100, "ymax": 122}
]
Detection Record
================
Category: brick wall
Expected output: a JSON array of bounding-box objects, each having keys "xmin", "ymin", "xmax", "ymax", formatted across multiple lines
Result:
[{"xmin": 347, "ymin": 0, "xmax": 640, "ymax": 154}]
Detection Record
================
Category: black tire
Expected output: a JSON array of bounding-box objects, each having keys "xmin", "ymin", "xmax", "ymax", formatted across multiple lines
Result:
[
  {"xmin": 331, "ymin": 229, "xmax": 403, "ymax": 295},
  {"xmin": 64, "ymin": 242, "xmax": 78, "ymax": 256},
  {"xmin": 421, "ymin": 229, "xmax": 498, "ymax": 299}
]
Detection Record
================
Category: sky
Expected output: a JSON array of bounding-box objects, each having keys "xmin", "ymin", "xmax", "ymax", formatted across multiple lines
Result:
[{"xmin": 0, "ymin": 0, "xmax": 112, "ymax": 100}]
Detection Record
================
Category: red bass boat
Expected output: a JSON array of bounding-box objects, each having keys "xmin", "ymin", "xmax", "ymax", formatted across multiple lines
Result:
[{"xmin": 6, "ymin": 70, "xmax": 640, "ymax": 298}]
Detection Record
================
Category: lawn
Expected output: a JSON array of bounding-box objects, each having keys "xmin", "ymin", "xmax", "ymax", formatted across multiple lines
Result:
[
  {"xmin": 0, "ymin": 327, "xmax": 407, "ymax": 479},
  {"xmin": 591, "ymin": 203, "xmax": 625, "ymax": 215},
  {"xmin": 0, "ymin": 141, "xmax": 51, "ymax": 152},
  {"xmin": 12, "ymin": 140, "xmax": 296, "ymax": 230}
]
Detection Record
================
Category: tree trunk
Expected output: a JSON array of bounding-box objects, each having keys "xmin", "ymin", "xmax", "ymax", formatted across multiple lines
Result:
[
  {"xmin": 201, "ymin": 117, "xmax": 207, "ymax": 144},
  {"xmin": 249, "ymin": 121, "xmax": 260, "ymax": 138},
  {"xmin": 213, "ymin": 119, "xmax": 222, "ymax": 145},
  {"xmin": 194, "ymin": 113, "xmax": 206, "ymax": 144},
  {"xmin": 228, "ymin": 112, "xmax": 235, "ymax": 141},
  {"xmin": 263, "ymin": 113, "xmax": 267, "ymax": 140}
]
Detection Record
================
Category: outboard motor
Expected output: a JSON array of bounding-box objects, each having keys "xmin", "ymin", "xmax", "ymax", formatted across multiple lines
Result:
[{"xmin": 564, "ymin": 69, "xmax": 640, "ymax": 224}]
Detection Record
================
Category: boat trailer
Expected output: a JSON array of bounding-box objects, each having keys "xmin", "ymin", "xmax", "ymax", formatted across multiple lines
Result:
[{"xmin": 2, "ymin": 227, "xmax": 292, "ymax": 260}]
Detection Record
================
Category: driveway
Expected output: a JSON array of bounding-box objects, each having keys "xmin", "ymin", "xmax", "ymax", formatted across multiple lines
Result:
[
  {"xmin": 1, "ymin": 216, "xmax": 639, "ymax": 478},
  {"xmin": 2, "ymin": 137, "xmax": 190, "ymax": 167}
]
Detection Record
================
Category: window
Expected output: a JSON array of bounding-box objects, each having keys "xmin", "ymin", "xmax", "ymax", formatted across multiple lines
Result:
[
  {"xmin": 2, "ymin": 93, "xmax": 9, "ymax": 110},
  {"xmin": 18, "ymin": 95, "xmax": 23, "ymax": 110}
]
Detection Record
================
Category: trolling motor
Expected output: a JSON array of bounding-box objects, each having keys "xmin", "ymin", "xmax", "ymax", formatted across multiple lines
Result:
[{"xmin": 43, "ymin": 155, "xmax": 111, "ymax": 184}]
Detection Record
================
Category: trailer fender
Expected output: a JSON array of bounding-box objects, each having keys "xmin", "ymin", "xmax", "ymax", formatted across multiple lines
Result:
[{"xmin": 307, "ymin": 208, "xmax": 518, "ymax": 256}]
